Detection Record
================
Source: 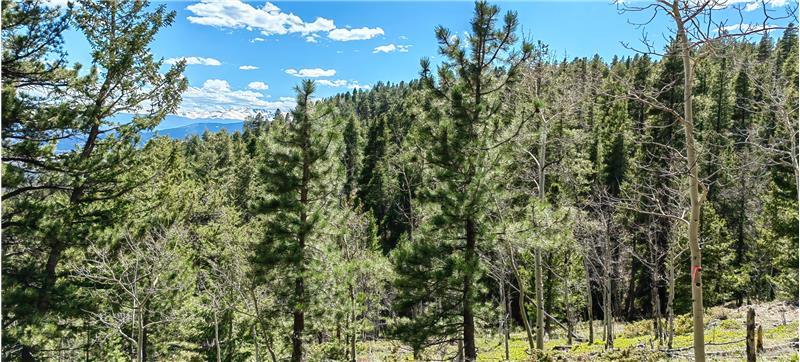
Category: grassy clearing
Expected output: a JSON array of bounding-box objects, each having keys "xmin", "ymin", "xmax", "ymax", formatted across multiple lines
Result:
[{"xmin": 356, "ymin": 302, "xmax": 798, "ymax": 361}]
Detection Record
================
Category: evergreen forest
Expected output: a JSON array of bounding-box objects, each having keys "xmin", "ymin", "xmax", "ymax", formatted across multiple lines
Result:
[{"xmin": 2, "ymin": 0, "xmax": 799, "ymax": 361}]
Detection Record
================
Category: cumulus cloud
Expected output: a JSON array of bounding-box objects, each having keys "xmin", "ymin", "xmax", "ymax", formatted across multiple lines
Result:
[
  {"xmin": 285, "ymin": 68, "xmax": 336, "ymax": 77},
  {"xmin": 165, "ymin": 56, "xmax": 221, "ymax": 66},
  {"xmin": 248, "ymin": 81, "xmax": 269, "ymax": 90},
  {"xmin": 316, "ymin": 79, "xmax": 371, "ymax": 90},
  {"xmin": 186, "ymin": 0, "xmax": 383, "ymax": 42},
  {"xmin": 328, "ymin": 27, "xmax": 385, "ymax": 41},
  {"xmin": 250, "ymin": 37, "xmax": 265, "ymax": 42},
  {"xmin": 187, "ymin": 0, "xmax": 334, "ymax": 35},
  {"xmin": 177, "ymin": 79, "xmax": 293, "ymax": 120},
  {"xmin": 239, "ymin": 65, "xmax": 259, "ymax": 70},
  {"xmin": 373, "ymin": 44, "xmax": 410, "ymax": 53}
]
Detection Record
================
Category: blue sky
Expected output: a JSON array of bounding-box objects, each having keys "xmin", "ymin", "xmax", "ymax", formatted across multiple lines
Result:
[{"xmin": 57, "ymin": 0, "xmax": 795, "ymax": 121}]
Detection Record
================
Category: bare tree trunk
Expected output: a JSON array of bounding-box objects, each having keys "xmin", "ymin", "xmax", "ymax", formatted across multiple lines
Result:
[
  {"xmin": 584, "ymin": 258, "xmax": 594, "ymax": 345},
  {"xmin": 253, "ymin": 324, "xmax": 261, "ymax": 362},
  {"xmin": 292, "ymin": 127, "xmax": 312, "ymax": 362},
  {"xmin": 214, "ymin": 310, "xmax": 222, "ymax": 362},
  {"xmin": 650, "ymin": 251, "xmax": 663, "ymax": 344},
  {"xmin": 510, "ymin": 250, "xmax": 535, "ymax": 353},
  {"xmin": 534, "ymin": 124, "xmax": 547, "ymax": 350},
  {"xmin": 137, "ymin": 306, "xmax": 144, "ymax": 362},
  {"xmin": 564, "ymin": 253, "xmax": 573, "ymax": 346},
  {"xmin": 651, "ymin": 278, "xmax": 662, "ymax": 344},
  {"xmin": 463, "ymin": 218, "xmax": 478, "ymax": 361},
  {"xmin": 291, "ymin": 278, "xmax": 305, "ymax": 362},
  {"xmin": 349, "ymin": 283, "xmax": 356, "ymax": 362},
  {"xmin": 504, "ymin": 284, "xmax": 510, "ymax": 361},
  {"xmin": 666, "ymin": 255, "xmax": 676, "ymax": 350},
  {"xmin": 534, "ymin": 248, "xmax": 545, "ymax": 350},
  {"xmin": 604, "ymin": 231, "xmax": 613, "ymax": 350},
  {"xmin": 671, "ymin": 2, "xmax": 706, "ymax": 360}
]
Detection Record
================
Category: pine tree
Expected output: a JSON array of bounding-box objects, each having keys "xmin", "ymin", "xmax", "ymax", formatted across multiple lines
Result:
[
  {"xmin": 341, "ymin": 114, "xmax": 361, "ymax": 200},
  {"xmin": 357, "ymin": 115, "xmax": 388, "ymax": 247},
  {"xmin": 392, "ymin": 2, "xmax": 532, "ymax": 359},
  {"xmin": 2, "ymin": 0, "xmax": 186, "ymax": 359},
  {"xmin": 252, "ymin": 80, "xmax": 338, "ymax": 362}
]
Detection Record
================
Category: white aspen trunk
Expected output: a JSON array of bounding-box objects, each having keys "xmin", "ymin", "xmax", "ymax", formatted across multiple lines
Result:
[
  {"xmin": 670, "ymin": 2, "xmax": 706, "ymax": 359},
  {"xmin": 137, "ymin": 306, "xmax": 144, "ymax": 362}
]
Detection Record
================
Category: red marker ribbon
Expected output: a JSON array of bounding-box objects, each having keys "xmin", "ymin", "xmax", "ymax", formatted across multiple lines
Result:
[{"xmin": 691, "ymin": 265, "xmax": 702, "ymax": 283}]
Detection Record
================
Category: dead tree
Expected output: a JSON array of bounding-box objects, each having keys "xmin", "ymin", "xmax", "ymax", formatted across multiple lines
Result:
[
  {"xmin": 615, "ymin": 1, "xmax": 797, "ymax": 360},
  {"xmin": 509, "ymin": 45, "xmax": 588, "ymax": 351},
  {"xmin": 748, "ymin": 70, "xmax": 800, "ymax": 197},
  {"xmin": 575, "ymin": 189, "xmax": 622, "ymax": 350},
  {"xmin": 76, "ymin": 226, "xmax": 193, "ymax": 362}
]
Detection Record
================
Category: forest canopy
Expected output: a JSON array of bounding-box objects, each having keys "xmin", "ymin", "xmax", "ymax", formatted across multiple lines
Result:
[{"xmin": 1, "ymin": 0, "xmax": 798, "ymax": 361}]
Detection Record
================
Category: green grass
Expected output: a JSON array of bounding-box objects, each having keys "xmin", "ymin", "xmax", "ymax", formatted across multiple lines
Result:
[
  {"xmin": 766, "ymin": 321, "xmax": 799, "ymax": 340},
  {"xmin": 356, "ymin": 310, "xmax": 797, "ymax": 361}
]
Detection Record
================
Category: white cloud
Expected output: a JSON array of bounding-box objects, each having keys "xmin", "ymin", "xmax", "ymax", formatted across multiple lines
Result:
[
  {"xmin": 316, "ymin": 79, "xmax": 349, "ymax": 87},
  {"xmin": 187, "ymin": 0, "xmax": 335, "ymax": 35},
  {"xmin": 239, "ymin": 65, "xmax": 259, "ymax": 70},
  {"xmin": 399, "ymin": 35, "xmax": 408, "ymax": 40},
  {"xmin": 187, "ymin": 0, "xmax": 383, "ymax": 42},
  {"xmin": 328, "ymin": 27, "xmax": 384, "ymax": 41},
  {"xmin": 316, "ymin": 79, "xmax": 371, "ymax": 90},
  {"xmin": 745, "ymin": 2, "xmax": 761, "ymax": 10},
  {"xmin": 165, "ymin": 56, "xmax": 221, "ymax": 66},
  {"xmin": 177, "ymin": 79, "xmax": 293, "ymax": 120},
  {"xmin": 305, "ymin": 36, "xmax": 318, "ymax": 43},
  {"xmin": 718, "ymin": 23, "xmax": 778, "ymax": 33},
  {"xmin": 250, "ymin": 37, "xmax": 265, "ymax": 42},
  {"xmin": 373, "ymin": 44, "xmax": 410, "ymax": 53},
  {"xmin": 285, "ymin": 68, "xmax": 336, "ymax": 77},
  {"xmin": 716, "ymin": 0, "xmax": 791, "ymax": 11},
  {"xmin": 248, "ymin": 81, "xmax": 269, "ymax": 90}
]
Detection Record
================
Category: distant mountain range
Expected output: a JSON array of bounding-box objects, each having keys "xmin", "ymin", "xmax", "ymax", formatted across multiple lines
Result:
[
  {"xmin": 147, "ymin": 121, "xmax": 244, "ymax": 141},
  {"xmin": 56, "ymin": 115, "xmax": 246, "ymax": 152}
]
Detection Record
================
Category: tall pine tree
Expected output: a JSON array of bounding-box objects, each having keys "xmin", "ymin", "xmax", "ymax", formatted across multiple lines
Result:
[
  {"xmin": 252, "ymin": 80, "xmax": 338, "ymax": 362},
  {"xmin": 392, "ymin": 2, "xmax": 532, "ymax": 359}
]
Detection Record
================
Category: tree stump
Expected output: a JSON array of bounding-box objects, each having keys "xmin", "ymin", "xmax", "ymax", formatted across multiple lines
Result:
[
  {"xmin": 746, "ymin": 307, "xmax": 756, "ymax": 362},
  {"xmin": 757, "ymin": 325, "xmax": 764, "ymax": 353}
]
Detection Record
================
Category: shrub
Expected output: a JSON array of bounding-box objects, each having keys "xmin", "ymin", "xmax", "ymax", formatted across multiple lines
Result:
[
  {"xmin": 674, "ymin": 313, "xmax": 694, "ymax": 335},
  {"xmin": 719, "ymin": 319, "xmax": 740, "ymax": 330},
  {"xmin": 622, "ymin": 319, "xmax": 653, "ymax": 338}
]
